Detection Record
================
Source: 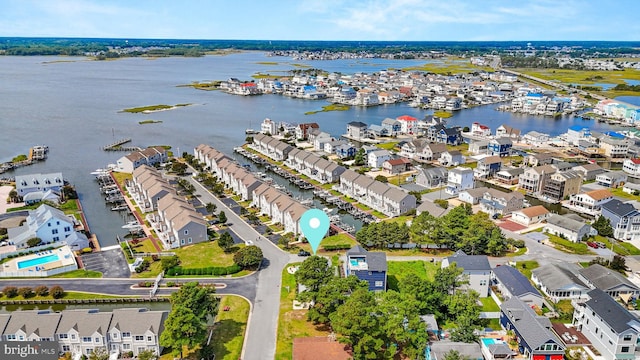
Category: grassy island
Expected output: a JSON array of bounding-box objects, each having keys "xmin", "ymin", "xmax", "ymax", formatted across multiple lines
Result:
[
  {"xmin": 178, "ymin": 81, "xmax": 222, "ymax": 91},
  {"xmin": 305, "ymin": 103, "xmax": 350, "ymax": 115},
  {"xmin": 11, "ymin": 154, "xmax": 28, "ymax": 163},
  {"xmin": 256, "ymin": 61, "xmax": 279, "ymax": 65},
  {"xmin": 122, "ymin": 103, "xmax": 191, "ymax": 113},
  {"xmin": 138, "ymin": 120, "xmax": 163, "ymax": 125},
  {"xmin": 434, "ymin": 110, "xmax": 454, "ymax": 118}
]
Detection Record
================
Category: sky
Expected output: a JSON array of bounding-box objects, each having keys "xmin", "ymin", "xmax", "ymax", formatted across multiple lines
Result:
[{"xmin": 0, "ymin": 0, "xmax": 638, "ymax": 41}]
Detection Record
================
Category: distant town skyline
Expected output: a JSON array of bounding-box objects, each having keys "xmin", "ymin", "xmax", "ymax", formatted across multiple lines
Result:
[{"xmin": 1, "ymin": 0, "xmax": 638, "ymax": 41}]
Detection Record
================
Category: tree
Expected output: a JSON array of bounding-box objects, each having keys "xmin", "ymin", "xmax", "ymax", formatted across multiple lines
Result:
[
  {"xmin": 233, "ymin": 245, "xmax": 263, "ymax": 268},
  {"xmin": 398, "ymin": 276, "xmax": 444, "ymax": 316},
  {"xmin": 375, "ymin": 175, "xmax": 388, "ymax": 183},
  {"xmin": 592, "ymin": 215, "xmax": 614, "ymax": 237},
  {"xmin": 50, "ymin": 285, "xmax": 65, "ymax": 299},
  {"xmin": 354, "ymin": 148, "xmax": 366, "ymax": 166},
  {"xmin": 27, "ymin": 237, "xmax": 42, "ymax": 247},
  {"xmin": 295, "ymin": 256, "xmax": 334, "ymax": 302},
  {"xmin": 218, "ymin": 231, "xmax": 234, "ymax": 252},
  {"xmin": 2, "ymin": 286, "xmax": 18, "ymax": 298},
  {"xmin": 136, "ymin": 349, "xmax": 158, "ymax": 360},
  {"xmin": 409, "ymin": 212, "xmax": 443, "ymax": 249},
  {"xmin": 88, "ymin": 347, "xmax": 109, "ymax": 360},
  {"xmin": 205, "ymin": 202, "xmax": 216, "ymax": 214},
  {"xmin": 8, "ymin": 189, "xmax": 18, "ymax": 203},
  {"xmin": 307, "ymin": 275, "xmax": 368, "ymax": 324},
  {"xmin": 610, "ymin": 254, "xmax": 628, "ymax": 272},
  {"xmin": 171, "ymin": 161, "xmax": 188, "ymax": 175},
  {"xmin": 433, "ymin": 264, "xmax": 467, "ymax": 295},
  {"xmin": 444, "ymin": 350, "xmax": 471, "ymax": 360},
  {"xmin": 161, "ymin": 256, "xmax": 181, "ymax": 272},
  {"xmin": 169, "ymin": 282, "xmax": 219, "ymax": 322},
  {"xmin": 378, "ymin": 291, "xmax": 428, "ymax": 359},
  {"xmin": 218, "ymin": 210, "xmax": 227, "ymax": 224},
  {"xmin": 34, "ymin": 285, "xmax": 49, "ymax": 296}
]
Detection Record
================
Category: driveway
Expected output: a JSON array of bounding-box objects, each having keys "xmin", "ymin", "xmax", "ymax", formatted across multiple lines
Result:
[{"xmin": 81, "ymin": 248, "xmax": 131, "ymax": 278}]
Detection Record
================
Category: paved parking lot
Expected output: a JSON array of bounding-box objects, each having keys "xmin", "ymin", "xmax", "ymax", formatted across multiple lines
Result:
[{"xmin": 81, "ymin": 248, "xmax": 130, "ymax": 278}]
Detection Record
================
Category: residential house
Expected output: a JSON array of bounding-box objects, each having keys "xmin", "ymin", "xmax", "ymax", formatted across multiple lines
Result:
[
  {"xmin": 3, "ymin": 310, "xmax": 62, "ymax": 342},
  {"xmin": 492, "ymin": 265, "xmax": 544, "ymax": 308},
  {"xmin": 368, "ymin": 150, "xmax": 392, "ymax": 168},
  {"xmin": 441, "ymin": 250, "xmax": 491, "ymax": 297},
  {"xmin": 312, "ymin": 131, "xmax": 333, "ymax": 151},
  {"xmin": 418, "ymin": 143, "xmax": 447, "ymax": 161},
  {"xmin": 382, "ymin": 187, "xmax": 417, "ymax": 217},
  {"xmin": 525, "ymin": 153, "xmax": 553, "ymax": 167},
  {"xmin": 550, "ymin": 161, "xmax": 574, "ymax": 172},
  {"xmin": 572, "ymin": 289, "xmax": 640, "ymax": 360},
  {"xmin": 474, "ymin": 155, "xmax": 502, "ymax": 179},
  {"xmin": 382, "ymin": 158, "xmax": 412, "ymax": 175},
  {"xmin": 458, "ymin": 187, "xmax": 489, "ymax": 205},
  {"xmin": 567, "ymin": 189, "xmax": 614, "ymax": 216},
  {"xmin": 496, "ymin": 124, "xmax": 521, "ymax": 140},
  {"xmin": 523, "ymin": 131, "xmax": 550, "ymax": 147},
  {"xmin": 543, "ymin": 214, "xmax": 594, "ymax": 242},
  {"xmin": 238, "ymin": 174, "xmax": 262, "ymax": 201},
  {"xmin": 416, "ymin": 201, "xmax": 451, "ymax": 218},
  {"xmin": 381, "ymin": 118, "xmax": 402, "ymax": 136},
  {"xmin": 396, "ymin": 115, "xmax": 418, "ymax": 134},
  {"xmin": 7, "ymin": 204, "xmax": 76, "ymax": 248},
  {"xmin": 571, "ymin": 163, "xmax": 605, "ymax": 181},
  {"xmin": 295, "ymin": 123, "xmax": 319, "ymax": 140},
  {"xmin": 250, "ymin": 183, "xmax": 271, "ymax": 209},
  {"xmin": 22, "ymin": 190, "xmax": 61, "ymax": 206},
  {"xmin": 425, "ymin": 342, "xmax": 483, "ymax": 360},
  {"xmin": 56, "ymin": 310, "xmax": 113, "ymax": 356},
  {"xmin": 599, "ymin": 136, "xmax": 629, "ymax": 158},
  {"xmin": 260, "ymin": 118, "xmax": 278, "ymax": 135},
  {"xmin": 400, "ymin": 139, "xmax": 427, "ymax": 159},
  {"xmin": 415, "ymin": 167, "xmax": 448, "ymax": 188},
  {"xmin": 541, "ymin": 170, "xmax": 583, "ymax": 202},
  {"xmin": 596, "ymin": 170, "xmax": 627, "ymax": 188},
  {"xmin": 518, "ymin": 165, "xmax": 556, "ymax": 194},
  {"xmin": 334, "ymin": 143, "xmax": 357, "ymax": 159},
  {"xmin": 470, "ymin": 122, "xmax": 491, "ymax": 137},
  {"xmin": 436, "ymin": 127, "xmax": 463, "ymax": 145},
  {"xmin": 346, "ymin": 121, "xmax": 369, "ymax": 140},
  {"xmin": 439, "ymin": 150, "xmax": 464, "ymax": 167},
  {"xmin": 622, "ymin": 158, "xmax": 640, "ymax": 176},
  {"xmin": 488, "ymin": 138, "xmax": 513, "ymax": 157},
  {"xmin": 495, "ymin": 168, "xmax": 524, "ymax": 185},
  {"xmin": 15, "ymin": 172, "xmax": 64, "ymax": 197},
  {"xmin": 601, "ymin": 199, "xmax": 640, "ymax": 241},
  {"xmin": 344, "ymin": 245, "xmax": 387, "ymax": 291},
  {"xmin": 479, "ymin": 188, "xmax": 525, "ymax": 216},
  {"xmin": 499, "ymin": 297, "xmax": 566, "ymax": 360},
  {"xmin": 353, "ymin": 175, "xmax": 376, "ymax": 199},
  {"xmin": 337, "ymin": 170, "xmax": 360, "ymax": 196},
  {"xmin": 566, "ymin": 125, "xmax": 592, "ymax": 145},
  {"xmin": 531, "ymin": 263, "xmax": 590, "ymax": 302},
  {"xmin": 445, "ymin": 167, "xmax": 474, "ymax": 195},
  {"xmin": 623, "ymin": 182, "xmax": 640, "ymax": 195},
  {"xmin": 579, "ymin": 264, "xmax": 640, "ymax": 298},
  {"xmin": 316, "ymin": 161, "xmax": 346, "ymax": 184},
  {"xmin": 108, "ymin": 308, "xmax": 167, "ymax": 357},
  {"xmin": 116, "ymin": 146, "xmax": 168, "ymax": 173},
  {"xmin": 510, "ymin": 205, "xmax": 550, "ymax": 226},
  {"xmin": 156, "ymin": 194, "xmax": 207, "ymax": 249},
  {"xmin": 284, "ymin": 202, "xmax": 308, "ymax": 236},
  {"xmin": 468, "ymin": 139, "xmax": 489, "ymax": 155}
]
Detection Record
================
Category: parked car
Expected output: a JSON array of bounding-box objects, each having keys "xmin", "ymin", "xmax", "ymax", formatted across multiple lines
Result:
[
  {"xmin": 586, "ymin": 241, "xmax": 599, "ymax": 249},
  {"xmin": 596, "ymin": 242, "xmax": 607, "ymax": 249},
  {"xmin": 298, "ymin": 250, "xmax": 311, "ymax": 257}
]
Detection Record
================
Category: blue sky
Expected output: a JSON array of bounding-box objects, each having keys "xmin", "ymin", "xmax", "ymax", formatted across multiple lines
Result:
[{"xmin": 0, "ymin": 0, "xmax": 638, "ymax": 41}]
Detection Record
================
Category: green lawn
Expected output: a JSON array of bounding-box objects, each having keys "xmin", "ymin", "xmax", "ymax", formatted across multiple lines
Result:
[
  {"xmin": 111, "ymin": 172, "xmax": 132, "ymax": 186},
  {"xmin": 479, "ymin": 296, "xmax": 501, "ymax": 312},
  {"xmin": 209, "ymin": 295, "xmax": 250, "ymax": 360},
  {"xmin": 505, "ymin": 246, "xmax": 528, "ymax": 257},
  {"xmin": 544, "ymin": 233, "xmax": 593, "ymax": 255},
  {"xmin": 513, "ymin": 260, "xmax": 539, "ymax": 279},
  {"xmin": 376, "ymin": 142, "xmax": 399, "ymax": 150},
  {"xmin": 276, "ymin": 263, "xmax": 330, "ymax": 359},
  {"xmin": 129, "ymin": 238, "xmax": 159, "ymax": 254},
  {"xmin": 387, "ymin": 261, "xmax": 440, "ymax": 291},
  {"xmin": 321, "ymin": 234, "xmax": 356, "ymax": 248},
  {"xmin": 48, "ymin": 269, "xmax": 103, "ymax": 278},
  {"xmin": 591, "ymin": 235, "xmax": 640, "ymax": 256},
  {"xmin": 553, "ymin": 299, "xmax": 575, "ymax": 323},
  {"xmin": 383, "ymin": 215, "xmax": 413, "ymax": 225},
  {"xmin": 609, "ymin": 187, "xmax": 638, "ymax": 200},
  {"xmin": 173, "ymin": 241, "xmax": 240, "ymax": 268}
]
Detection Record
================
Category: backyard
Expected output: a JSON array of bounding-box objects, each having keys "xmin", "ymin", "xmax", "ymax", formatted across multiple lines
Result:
[
  {"xmin": 208, "ymin": 295, "xmax": 250, "ymax": 360},
  {"xmin": 386, "ymin": 260, "xmax": 440, "ymax": 291}
]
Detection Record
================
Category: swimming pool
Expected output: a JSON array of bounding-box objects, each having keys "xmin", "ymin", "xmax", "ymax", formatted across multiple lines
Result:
[
  {"xmin": 481, "ymin": 338, "xmax": 503, "ymax": 347},
  {"xmin": 17, "ymin": 254, "xmax": 60, "ymax": 269}
]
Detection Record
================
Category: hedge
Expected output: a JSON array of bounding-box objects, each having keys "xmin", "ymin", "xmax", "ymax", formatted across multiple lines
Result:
[
  {"xmin": 323, "ymin": 244, "xmax": 352, "ymax": 251},
  {"xmin": 166, "ymin": 264, "xmax": 242, "ymax": 276}
]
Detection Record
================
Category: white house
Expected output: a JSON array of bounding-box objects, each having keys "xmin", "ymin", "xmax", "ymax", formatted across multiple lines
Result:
[
  {"xmin": 445, "ymin": 167, "xmax": 474, "ymax": 195},
  {"xmin": 116, "ymin": 146, "xmax": 168, "ymax": 174},
  {"xmin": 441, "ymin": 250, "xmax": 491, "ymax": 297},
  {"xmin": 510, "ymin": 205, "xmax": 550, "ymax": 226},
  {"xmin": 566, "ymin": 189, "xmax": 614, "ymax": 216},
  {"xmin": 260, "ymin": 118, "xmax": 278, "ymax": 135},
  {"xmin": 7, "ymin": 204, "xmax": 76, "ymax": 248},
  {"xmin": 368, "ymin": 150, "xmax": 392, "ymax": 169},
  {"xmin": 15, "ymin": 172, "xmax": 64, "ymax": 197},
  {"xmin": 531, "ymin": 263, "xmax": 590, "ymax": 302},
  {"xmin": 622, "ymin": 158, "xmax": 640, "ymax": 176}
]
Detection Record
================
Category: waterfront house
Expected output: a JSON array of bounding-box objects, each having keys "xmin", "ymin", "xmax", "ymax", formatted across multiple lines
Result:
[
  {"xmin": 623, "ymin": 158, "xmax": 640, "ymax": 176},
  {"xmin": 346, "ymin": 121, "xmax": 369, "ymax": 140},
  {"xmin": 368, "ymin": 150, "xmax": 392, "ymax": 168},
  {"xmin": 260, "ymin": 118, "xmax": 278, "ymax": 135},
  {"xmin": 595, "ymin": 170, "xmax": 627, "ymax": 188},
  {"xmin": 382, "ymin": 158, "xmax": 412, "ymax": 174},
  {"xmin": 312, "ymin": 131, "xmax": 333, "ymax": 151},
  {"xmin": 495, "ymin": 124, "xmax": 521, "ymax": 140},
  {"xmin": 302, "ymin": 154, "xmax": 322, "ymax": 178},
  {"xmin": 116, "ymin": 146, "xmax": 168, "ymax": 173},
  {"xmin": 382, "ymin": 187, "xmax": 417, "ymax": 217},
  {"xmin": 578, "ymin": 264, "xmax": 640, "ymax": 298},
  {"xmin": 400, "ymin": 139, "xmax": 426, "ymax": 159},
  {"xmin": 550, "ymin": 161, "xmax": 574, "ymax": 172},
  {"xmin": 203, "ymin": 147, "xmax": 230, "ymax": 174},
  {"xmin": 523, "ymin": 131, "xmax": 550, "ymax": 147},
  {"xmin": 541, "ymin": 170, "xmax": 583, "ymax": 202},
  {"xmin": 531, "ymin": 263, "xmax": 589, "ymax": 302},
  {"xmin": 543, "ymin": 213, "xmax": 594, "ymax": 242},
  {"xmin": 436, "ymin": 127, "xmax": 463, "ymax": 145},
  {"xmin": 417, "ymin": 142, "xmax": 447, "ymax": 161},
  {"xmin": 571, "ymin": 162, "xmax": 605, "ymax": 181},
  {"xmin": 258, "ymin": 187, "xmax": 285, "ymax": 218},
  {"xmin": 157, "ymin": 194, "xmax": 207, "ymax": 249},
  {"xmin": 600, "ymin": 199, "xmax": 640, "ymax": 241},
  {"xmin": 441, "ymin": 250, "xmax": 491, "ymax": 297},
  {"xmin": 474, "ymin": 155, "xmax": 502, "ymax": 179},
  {"xmin": 479, "ymin": 188, "xmax": 525, "ymax": 217},
  {"xmin": 316, "ymin": 161, "xmax": 345, "ymax": 184},
  {"xmin": 495, "ymin": 168, "xmax": 524, "ymax": 185},
  {"xmin": 353, "ymin": 175, "xmax": 376, "ymax": 199},
  {"xmin": 396, "ymin": 115, "xmax": 418, "ymax": 134},
  {"xmin": 438, "ymin": 150, "xmax": 464, "ymax": 167},
  {"xmin": 334, "ymin": 143, "xmax": 357, "ymax": 159},
  {"xmin": 238, "ymin": 174, "xmax": 262, "ymax": 201},
  {"xmin": 271, "ymin": 196, "xmax": 294, "ymax": 226},
  {"xmin": 3, "ymin": 310, "xmax": 62, "ymax": 342},
  {"xmin": 510, "ymin": 205, "xmax": 550, "ymax": 226},
  {"xmin": 599, "ymin": 136, "xmax": 629, "ymax": 158},
  {"xmin": 470, "ymin": 122, "xmax": 491, "ymax": 137},
  {"xmin": 566, "ymin": 125, "xmax": 592, "ymax": 145},
  {"xmin": 488, "ymin": 137, "xmax": 513, "ymax": 157},
  {"xmin": 499, "ymin": 297, "xmax": 566, "ymax": 360},
  {"xmin": 284, "ymin": 202, "xmax": 308, "ymax": 237},
  {"xmin": 22, "ymin": 189, "xmax": 60, "ymax": 206},
  {"xmin": 381, "ymin": 118, "xmax": 401, "ymax": 136},
  {"xmin": 518, "ymin": 165, "xmax": 556, "ymax": 194},
  {"xmin": 344, "ymin": 245, "xmax": 387, "ymax": 291},
  {"xmin": 15, "ymin": 172, "xmax": 64, "ymax": 197},
  {"xmin": 108, "ymin": 308, "xmax": 167, "ymax": 357},
  {"xmin": 323, "ymin": 140, "xmax": 348, "ymax": 155},
  {"xmin": 295, "ymin": 123, "xmax": 319, "ymax": 140},
  {"xmin": 445, "ymin": 167, "xmax": 474, "ymax": 195},
  {"xmin": 415, "ymin": 167, "xmax": 448, "ymax": 188},
  {"xmin": 337, "ymin": 170, "xmax": 360, "ymax": 196},
  {"xmin": 492, "ymin": 265, "xmax": 543, "ymax": 308},
  {"xmin": 250, "ymin": 183, "xmax": 271, "ymax": 209},
  {"xmin": 7, "ymin": 204, "xmax": 76, "ymax": 248},
  {"xmin": 364, "ymin": 181, "xmax": 388, "ymax": 211},
  {"xmin": 525, "ymin": 152, "xmax": 553, "ymax": 167},
  {"xmin": 572, "ymin": 289, "xmax": 640, "ymax": 360},
  {"xmin": 567, "ymin": 189, "xmax": 613, "ymax": 216},
  {"xmin": 56, "ymin": 309, "xmax": 113, "ymax": 357}
]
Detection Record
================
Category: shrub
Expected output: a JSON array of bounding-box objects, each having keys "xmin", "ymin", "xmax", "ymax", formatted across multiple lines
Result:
[
  {"xmin": 18, "ymin": 287, "xmax": 34, "ymax": 298},
  {"xmin": 151, "ymin": 255, "xmax": 159, "ymax": 262},
  {"xmin": 434, "ymin": 199, "xmax": 449, "ymax": 209},
  {"xmin": 166, "ymin": 281, "xmax": 175, "ymax": 287},
  {"xmin": 2, "ymin": 286, "xmax": 18, "ymax": 298},
  {"xmin": 160, "ymin": 256, "xmax": 180, "ymax": 271},
  {"xmin": 34, "ymin": 285, "xmax": 49, "ymax": 296},
  {"xmin": 50, "ymin": 285, "xmax": 64, "ymax": 299},
  {"xmin": 323, "ymin": 244, "xmax": 352, "ymax": 251}
]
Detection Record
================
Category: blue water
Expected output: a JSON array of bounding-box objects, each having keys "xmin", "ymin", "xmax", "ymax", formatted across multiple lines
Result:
[
  {"xmin": 17, "ymin": 254, "xmax": 60, "ymax": 269},
  {"xmin": 572, "ymin": 83, "xmax": 617, "ymax": 90},
  {"xmin": 481, "ymin": 338, "xmax": 500, "ymax": 346},
  {"xmin": 625, "ymin": 79, "xmax": 640, "ymax": 86},
  {"xmin": 615, "ymin": 96, "xmax": 640, "ymax": 106}
]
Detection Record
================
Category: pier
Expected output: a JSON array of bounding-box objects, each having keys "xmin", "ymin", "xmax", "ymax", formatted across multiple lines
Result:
[
  {"xmin": 102, "ymin": 138, "xmax": 141, "ymax": 151},
  {"xmin": 0, "ymin": 145, "xmax": 48, "ymax": 175}
]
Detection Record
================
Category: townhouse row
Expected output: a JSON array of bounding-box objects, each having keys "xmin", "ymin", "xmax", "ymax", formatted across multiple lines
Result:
[
  {"xmin": 0, "ymin": 308, "xmax": 167, "ymax": 358},
  {"xmin": 129, "ymin": 165, "xmax": 207, "ymax": 249},
  {"xmin": 248, "ymin": 135, "xmax": 417, "ymax": 217}
]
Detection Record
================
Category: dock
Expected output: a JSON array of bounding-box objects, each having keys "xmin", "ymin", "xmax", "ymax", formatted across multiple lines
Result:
[
  {"xmin": 102, "ymin": 138, "xmax": 141, "ymax": 151},
  {"xmin": 0, "ymin": 145, "xmax": 48, "ymax": 175}
]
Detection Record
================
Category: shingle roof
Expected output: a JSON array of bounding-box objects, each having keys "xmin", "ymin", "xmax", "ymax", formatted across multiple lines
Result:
[
  {"xmin": 585, "ymin": 289, "xmax": 640, "ymax": 334},
  {"xmin": 500, "ymin": 297, "xmax": 564, "ymax": 351},
  {"xmin": 532, "ymin": 263, "xmax": 588, "ymax": 292},
  {"xmin": 446, "ymin": 250, "xmax": 490, "ymax": 271},
  {"xmin": 546, "ymin": 214, "xmax": 588, "ymax": 233},
  {"xmin": 518, "ymin": 205, "xmax": 549, "ymax": 218},
  {"xmin": 579, "ymin": 264, "xmax": 640, "ymax": 293},
  {"xmin": 57, "ymin": 310, "xmax": 113, "ymax": 337},
  {"xmin": 584, "ymin": 189, "xmax": 613, "ymax": 201},
  {"xmin": 346, "ymin": 245, "xmax": 387, "ymax": 272},
  {"xmin": 493, "ymin": 265, "xmax": 541, "ymax": 298},
  {"xmin": 4, "ymin": 310, "xmax": 62, "ymax": 339},
  {"xmin": 109, "ymin": 308, "xmax": 167, "ymax": 335},
  {"xmin": 602, "ymin": 199, "xmax": 638, "ymax": 217}
]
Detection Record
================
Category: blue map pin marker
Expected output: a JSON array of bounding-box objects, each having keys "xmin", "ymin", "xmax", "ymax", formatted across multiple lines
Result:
[{"xmin": 300, "ymin": 209, "xmax": 330, "ymax": 255}]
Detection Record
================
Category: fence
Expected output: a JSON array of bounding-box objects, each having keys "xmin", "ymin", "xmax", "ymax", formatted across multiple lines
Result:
[
  {"xmin": 0, "ymin": 242, "xmax": 68, "ymax": 261},
  {"xmin": 0, "ymin": 263, "xmax": 78, "ymax": 278}
]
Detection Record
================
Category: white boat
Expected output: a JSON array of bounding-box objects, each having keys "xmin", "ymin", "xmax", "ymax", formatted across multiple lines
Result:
[
  {"xmin": 122, "ymin": 221, "xmax": 142, "ymax": 230},
  {"xmin": 90, "ymin": 169, "xmax": 110, "ymax": 176},
  {"xmin": 111, "ymin": 205, "xmax": 128, "ymax": 211},
  {"xmin": 245, "ymin": 129, "xmax": 258, "ymax": 134}
]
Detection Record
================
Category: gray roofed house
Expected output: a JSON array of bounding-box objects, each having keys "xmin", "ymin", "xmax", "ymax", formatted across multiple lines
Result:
[
  {"xmin": 56, "ymin": 309, "xmax": 113, "ymax": 354},
  {"xmin": 442, "ymin": 250, "xmax": 491, "ymax": 297},
  {"xmin": 531, "ymin": 263, "xmax": 590, "ymax": 302},
  {"xmin": 345, "ymin": 245, "xmax": 387, "ymax": 291},
  {"xmin": 427, "ymin": 341, "xmax": 483, "ymax": 360},
  {"xmin": 543, "ymin": 213, "xmax": 594, "ymax": 242},
  {"xmin": 416, "ymin": 200, "xmax": 451, "ymax": 218},
  {"xmin": 7, "ymin": 203, "xmax": 76, "ymax": 248},
  {"xmin": 415, "ymin": 167, "xmax": 448, "ymax": 188},
  {"xmin": 382, "ymin": 187, "xmax": 417, "ymax": 217},
  {"xmin": 3, "ymin": 310, "xmax": 62, "ymax": 341},
  {"xmin": 578, "ymin": 264, "xmax": 640, "ymax": 298},
  {"xmin": 571, "ymin": 162, "xmax": 605, "ymax": 181},
  {"xmin": 492, "ymin": 265, "xmax": 543, "ymax": 308},
  {"xmin": 0, "ymin": 314, "xmax": 9, "ymax": 337},
  {"xmin": 15, "ymin": 172, "xmax": 65, "ymax": 196},
  {"xmin": 108, "ymin": 308, "xmax": 168, "ymax": 357},
  {"xmin": 458, "ymin": 187, "xmax": 489, "ymax": 205},
  {"xmin": 338, "ymin": 169, "xmax": 360, "ymax": 195}
]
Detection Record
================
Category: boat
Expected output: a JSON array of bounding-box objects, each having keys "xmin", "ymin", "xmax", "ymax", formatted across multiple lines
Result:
[
  {"xmin": 111, "ymin": 205, "xmax": 128, "ymax": 211},
  {"xmin": 122, "ymin": 221, "xmax": 142, "ymax": 230},
  {"xmin": 245, "ymin": 129, "xmax": 258, "ymax": 134}
]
